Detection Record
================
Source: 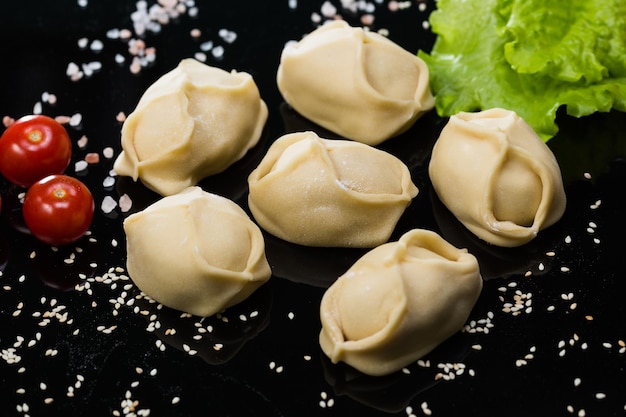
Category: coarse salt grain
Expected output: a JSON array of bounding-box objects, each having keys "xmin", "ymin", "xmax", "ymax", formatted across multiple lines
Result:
[
  {"xmin": 200, "ymin": 40, "xmax": 213, "ymax": 51},
  {"xmin": 320, "ymin": 1, "xmax": 337, "ymax": 17},
  {"xmin": 103, "ymin": 147, "xmax": 115, "ymax": 158},
  {"xmin": 194, "ymin": 52, "xmax": 207, "ymax": 62},
  {"xmin": 103, "ymin": 176, "xmax": 116, "ymax": 188},
  {"xmin": 90, "ymin": 39, "xmax": 104, "ymax": 52},
  {"xmin": 75, "ymin": 160, "xmax": 89, "ymax": 172},
  {"xmin": 218, "ymin": 28, "xmax": 237, "ymax": 43},
  {"xmin": 101, "ymin": 196, "xmax": 118, "ymax": 214}
]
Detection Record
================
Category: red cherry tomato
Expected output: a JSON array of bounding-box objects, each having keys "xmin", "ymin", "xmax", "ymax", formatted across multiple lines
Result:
[
  {"xmin": 0, "ymin": 115, "xmax": 72, "ymax": 188},
  {"xmin": 22, "ymin": 175, "xmax": 94, "ymax": 246}
]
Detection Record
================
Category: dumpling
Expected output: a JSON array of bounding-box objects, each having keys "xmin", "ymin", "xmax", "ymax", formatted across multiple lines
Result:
[
  {"xmin": 319, "ymin": 229, "xmax": 483, "ymax": 376},
  {"xmin": 123, "ymin": 186, "xmax": 271, "ymax": 317},
  {"xmin": 114, "ymin": 58, "xmax": 268, "ymax": 196},
  {"xmin": 276, "ymin": 20, "xmax": 434, "ymax": 145},
  {"xmin": 247, "ymin": 131, "xmax": 418, "ymax": 248},
  {"xmin": 428, "ymin": 108, "xmax": 567, "ymax": 247}
]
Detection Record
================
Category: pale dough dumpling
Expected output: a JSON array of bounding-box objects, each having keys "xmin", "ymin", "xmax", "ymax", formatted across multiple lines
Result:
[
  {"xmin": 114, "ymin": 58, "xmax": 268, "ymax": 196},
  {"xmin": 124, "ymin": 186, "xmax": 271, "ymax": 317},
  {"xmin": 247, "ymin": 131, "xmax": 418, "ymax": 248},
  {"xmin": 319, "ymin": 229, "xmax": 483, "ymax": 376},
  {"xmin": 277, "ymin": 20, "xmax": 434, "ymax": 145},
  {"xmin": 429, "ymin": 108, "xmax": 567, "ymax": 247}
]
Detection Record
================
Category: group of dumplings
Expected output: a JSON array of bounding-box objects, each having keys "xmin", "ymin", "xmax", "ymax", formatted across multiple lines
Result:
[{"xmin": 115, "ymin": 21, "xmax": 566, "ymax": 376}]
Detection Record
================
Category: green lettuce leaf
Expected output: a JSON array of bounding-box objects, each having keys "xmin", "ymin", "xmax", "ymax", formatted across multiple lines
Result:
[{"xmin": 418, "ymin": 0, "xmax": 626, "ymax": 141}]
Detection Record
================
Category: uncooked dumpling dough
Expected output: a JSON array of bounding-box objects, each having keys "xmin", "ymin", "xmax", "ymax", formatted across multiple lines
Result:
[
  {"xmin": 247, "ymin": 131, "xmax": 418, "ymax": 248},
  {"xmin": 277, "ymin": 20, "xmax": 434, "ymax": 145},
  {"xmin": 429, "ymin": 108, "xmax": 567, "ymax": 247},
  {"xmin": 124, "ymin": 186, "xmax": 271, "ymax": 317},
  {"xmin": 319, "ymin": 229, "xmax": 483, "ymax": 376},
  {"xmin": 114, "ymin": 58, "xmax": 268, "ymax": 196}
]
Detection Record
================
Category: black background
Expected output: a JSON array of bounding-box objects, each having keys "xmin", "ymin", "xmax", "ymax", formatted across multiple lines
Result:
[{"xmin": 1, "ymin": 1, "xmax": 625, "ymax": 416}]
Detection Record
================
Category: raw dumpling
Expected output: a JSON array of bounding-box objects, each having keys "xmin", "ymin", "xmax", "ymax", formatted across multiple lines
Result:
[
  {"xmin": 428, "ymin": 108, "xmax": 566, "ymax": 247},
  {"xmin": 123, "ymin": 186, "xmax": 271, "ymax": 317},
  {"xmin": 277, "ymin": 20, "xmax": 434, "ymax": 145},
  {"xmin": 114, "ymin": 58, "xmax": 268, "ymax": 196},
  {"xmin": 319, "ymin": 229, "xmax": 483, "ymax": 376},
  {"xmin": 247, "ymin": 131, "xmax": 418, "ymax": 248}
]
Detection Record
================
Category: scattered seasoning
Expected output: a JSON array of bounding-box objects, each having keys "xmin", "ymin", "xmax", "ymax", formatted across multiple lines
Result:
[{"xmin": 319, "ymin": 391, "xmax": 334, "ymax": 408}]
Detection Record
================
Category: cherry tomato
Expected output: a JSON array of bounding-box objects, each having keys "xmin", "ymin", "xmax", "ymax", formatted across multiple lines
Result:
[
  {"xmin": 0, "ymin": 115, "xmax": 72, "ymax": 188},
  {"xmin": 22, "ymin": 175, "xmax": 94, "ymax": 246}
]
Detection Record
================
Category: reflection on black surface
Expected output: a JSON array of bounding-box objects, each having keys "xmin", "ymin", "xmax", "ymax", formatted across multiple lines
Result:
[
  {"xmin": 1, "ymin": 182, "xmax": 30, "ymax": 235},
  {"xmin": 113, "ymin": 124, "xmax": 271, "ymax": 212},
  {"xmin": 198, "ymin": 125, "xmax": 273, "ymax": 203},
  {"xmin": 264, "ymin": 232, "xmax": 366, "ymax": 288},
  {"xmin": 32, "ymin": 240, "xmax": 99, "ymax": 291},
  {"xmin": 549, "ymin": 109, "xmax": 626, "ymax": 183},
  {"xmin": 279, "ymin": 101, "xmax": 443, "ymax": 171},
  {"xmin": 87, "ymin": 338, "xmax": 285, "ymax": 417},
  {"xmin": 115, "ymin": 176, "xmax": 162, "ymax": 217},
  {"xmin": 134, "ymin": 283, "xmax": 272, "ymax": 365},
  {"xmin": 0, "ymin": 224, "xmax": 9, "ymax": 273},
  {"xmin": 321, "ymin": 332, "xmax": 473, "ymax": 414},
  {"xmin": 431, "ymin": 188, "xmax": 562, "ymax": 280},
  {"xmin": 279, "ymin": 101, "xmax": 344, "ymax": 140},
  {"xmin": 376, "ymin": 111, "xmax": 445, "ymax": 171}
]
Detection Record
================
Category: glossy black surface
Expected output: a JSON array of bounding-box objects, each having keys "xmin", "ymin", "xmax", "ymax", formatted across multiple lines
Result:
[{"xmin": 1, "ymin": 1, "xmax": 626, "ymax": 416}]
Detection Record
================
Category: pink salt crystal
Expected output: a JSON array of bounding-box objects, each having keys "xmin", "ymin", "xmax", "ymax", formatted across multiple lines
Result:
[
  {"xmin": 119, "ymin": 194, "xmax": 133, "ymax": 213},
  {"xmin": 130, "ymin": 57, "xmax": 142, "ymax": 74},
  {"xmin": 119, "ymin": 29, "xmax": 132, "ymax": 39},
  {"xmin": 85, "ymin": 153, "xmax": 100, "ymax": 164},
  {"xmin": 55, "ymin": 115, "xmax": 72, "ymax": 124},
  {"xmin": 3, "ymin": 116, "xmax": 15, "ymax": 127},
  {"xmin": 360, "ymin": 14, "xmax": 375, "ymax": 26},
  {"xmin": 77, "ymin": 135, "xmax": 88, "ymax": 149}
]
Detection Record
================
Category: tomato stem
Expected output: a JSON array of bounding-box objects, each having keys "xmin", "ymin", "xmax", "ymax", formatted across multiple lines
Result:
[
  {"xmin": 53, "ymin": 188, "xmax": 67, "ymax": 199},
  {"xmin": 27, "ymin": 129, "xmax": 43, "ymax": 143}
]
